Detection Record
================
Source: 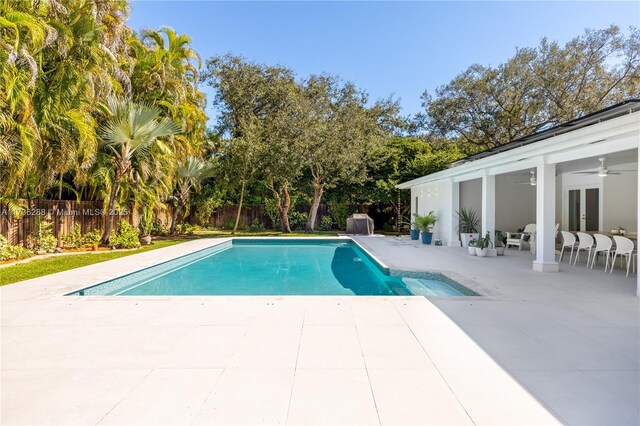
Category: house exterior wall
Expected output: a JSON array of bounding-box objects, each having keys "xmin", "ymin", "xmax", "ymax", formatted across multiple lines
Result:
[
  {"xmin": 459, "ymin": 179, "xmax": 482, "ymax": 227},
  {"xmin": 495, "ymin": 175, "xmax": 536, "ymax": 233},
  {"xmin": 410, "ymin": 179, "xmax": 455, "ymax": 245},
  {"xmin": 603, "ymin": 162, "xmax": 637, "ymax": 232}
]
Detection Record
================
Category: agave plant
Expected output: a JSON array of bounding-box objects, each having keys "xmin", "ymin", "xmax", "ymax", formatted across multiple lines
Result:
[{"xmin": 456, "ymin": 208, "xmax": 480, "ymax": 233}]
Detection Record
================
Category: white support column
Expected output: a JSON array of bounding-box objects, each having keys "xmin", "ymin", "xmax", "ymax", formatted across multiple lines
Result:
[
  {"xmin": 637, "ymin": 146, "xmax": 639, "ymax": 296},
  {"xmin": 533, "ymin": 162, "xmax": 559, "ymax": 272},
  {"xmin": 481, "ymin": 174, "xmax": 496, "ymax": 239},
  {"xmin": 449, "ymin": 180, "xmax": 461, "ymax": 246}
]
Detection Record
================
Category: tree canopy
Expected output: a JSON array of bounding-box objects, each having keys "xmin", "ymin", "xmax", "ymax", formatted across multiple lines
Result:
[{"xmin": 421, "ymin": 25, "xmax": 640, "ymax": 148}]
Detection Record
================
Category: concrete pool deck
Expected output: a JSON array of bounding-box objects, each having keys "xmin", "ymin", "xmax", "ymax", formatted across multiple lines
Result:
[{"xmin": 1, "ymin": 236, "xmax": 638, "ymax": 425}]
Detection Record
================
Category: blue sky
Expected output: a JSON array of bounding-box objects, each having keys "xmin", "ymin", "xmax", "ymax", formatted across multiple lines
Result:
[{"xmin": 128, "ymin": 1, "xmax": 639, "ymax": 123}]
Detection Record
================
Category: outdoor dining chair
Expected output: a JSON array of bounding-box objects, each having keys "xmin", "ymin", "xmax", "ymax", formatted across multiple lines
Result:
[
  {"xmin": 610, "ymin": 236, "xmax": 636, "ymax": 277},
  {"xmin": 559, "ymin": 231, "xmax": 577, "ymax": 263},
  {"xmin": 590, "ymin": 234, "xmax": 613, "ymax": 271},
  {"xmin": 574, "ymin": 232, "xmax": 595, "ymax": 267}
]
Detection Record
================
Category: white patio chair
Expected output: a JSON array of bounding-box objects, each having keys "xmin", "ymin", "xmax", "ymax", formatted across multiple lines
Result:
[
  {"xmin": 573, "ymin": 232, "xmax": 594, "ymax": 267},
  {"xmin": 559, "ymin": 231, "xmax": 577, "ymax": 263},
  {"xmin": 506, "ymin": 224, "xmax": 536, "ymax": 251},
  {"xmin": 610, "ymin": 236, "xmax": 636, "ymax": 277},
  {"xmin": 590, "ymin": 234, "xmax": 613, "ymax": 271}
]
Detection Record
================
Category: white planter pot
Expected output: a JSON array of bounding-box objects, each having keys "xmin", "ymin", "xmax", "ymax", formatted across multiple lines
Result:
[
  {"xmin": 496, "ymin": 246, "xmax": 505, "ymax": 256},
  {"xmin": 487, "ymin": 248, "xmax": 497, "ymax": 257},
  {"xmin": 460, "ymin": 233, "xmax": 479, "ymax": 248},
  {"xmin": 476, "ymin": 247, "xmax": 488, "ymax": 257},
  {"xmin": 468, "ymin": 246, "xmax": 477, "ymax": 255}
]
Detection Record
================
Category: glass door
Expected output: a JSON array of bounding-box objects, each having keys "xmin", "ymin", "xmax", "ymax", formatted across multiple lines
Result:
[
  {"xmin": 567, "ymin": 187, "xmax": 600, "ymax": 232},
  {"xmin": 568, "ymin": 189, "xmax": 581, "ymax": 231},
  {"xmin": 584, "ymin": 188, "xmax": 600, "ymax": 231}
]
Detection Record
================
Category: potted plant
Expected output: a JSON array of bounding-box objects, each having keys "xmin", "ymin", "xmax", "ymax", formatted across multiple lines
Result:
[
  {"xmin": 139, "ymin": 208, "xmax": 154, "ymax": 245},
  {"xmin": 475, "ymin": 232, "xmax": 493, "ymax": 257},
  {"xmin": 495, "ymin": 230, "xmax": 505, "ymax": 256},
  {"xmin": 84, "ymin": 229, "xmax": 101, "ymax": 251},
  {"xmin": 414, "ymin": 211, "xmax": 437, "ymax": 244},
  {"xmin": 468, "ymin": 238, "xmax": 478, "ymax": 255},
  {"xmin": 456, "ymin": 208, "xmax": 480, "ymax": 247},
  {"xmin": 409, "ymin": 216, "xmax": 420, "ymax": 240}
]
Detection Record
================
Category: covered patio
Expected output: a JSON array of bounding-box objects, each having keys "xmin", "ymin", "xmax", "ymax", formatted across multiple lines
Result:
[{"xmin": 398, "ymin": 100, "xmax": 640, "ymax": 295}]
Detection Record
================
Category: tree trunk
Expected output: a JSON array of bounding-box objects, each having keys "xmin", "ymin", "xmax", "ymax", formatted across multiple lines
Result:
[
  {"xmin": 170, "ymin": 205, "xmax": 182, "ymax": 234},
  {"xmin": 101, "ymin": 174, "xmax": 122, "ymax": 244},
  {"xmin": 58, "ymin": 173, "xmax": 63, "ymax": 200},
  {"xmin": 232, "ymin": 180, "xmax": 245, "ymax": 235},
  {"xmin": 306, "ymin": 182, "xmax": 324, "ymax": 233},
  {"xmin": 277, "ymin": 186, "xmax": 292, "ymax": 233}
]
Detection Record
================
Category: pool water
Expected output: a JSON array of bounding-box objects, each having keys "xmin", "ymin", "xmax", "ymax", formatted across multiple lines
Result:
[{"xmin": 68, "ymin": 239, "xmax": 477, "ymax": 297}]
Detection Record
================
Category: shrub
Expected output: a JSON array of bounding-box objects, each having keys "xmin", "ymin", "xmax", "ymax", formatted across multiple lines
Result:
[
  {"xmin": 64, "ymin": 226, "xmax": 84, "ymax": 249},
  {"xmin": 382, "ymin": 221, "xmax": 395, "ymax": 232},
  {"xmin": 248, "ymin": 218, "xmax": 265, "ymax": 232},
  {"xmin": 84, "ymin": 229, "xmax": 101, "ymax": 245},
  {"xmin": 176, "ymin": 223, "xmax": 195, "ymax": 235},
  {"xmin": 318, "ymin": 216, "xmax": 333, "ymax": 231},
  {"xmin": 110, "ymin": 220, "xmax": 140, "ymax": 249},
  {"xmin": 222, "ymin": 218, "xmax": 236, "ymax": 230},
  {"xmin": 288, "ymin": 211, "xmax": 308, "ymax": 231},
  {"xmin": 327, "ymin": 198, "xmax": 351, "ymax": 230},
  {"xmin": 151, "ymin": 218, "xmax": 169, "ymax": 236},
  {"xmin": 139, "ymin": 208, "xmax": 154, "ymax": 236},
  {"xmin": 31, "ymin": 220, "xmax": 57, "ymax": 253},
  {"xmin": 0, "ymin": 236, "xmax": 33, "ymax": 261}
]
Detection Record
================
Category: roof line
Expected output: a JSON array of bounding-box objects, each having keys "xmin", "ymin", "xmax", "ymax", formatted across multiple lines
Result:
[{"xmin": 448, "ymin": 99, "xmax": 640, "ymax": 166}]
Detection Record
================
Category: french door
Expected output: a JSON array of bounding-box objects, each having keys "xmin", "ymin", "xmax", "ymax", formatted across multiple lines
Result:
[{"xmin": 566, "ymin": 185, "xmax": 601, "ymax": 232}]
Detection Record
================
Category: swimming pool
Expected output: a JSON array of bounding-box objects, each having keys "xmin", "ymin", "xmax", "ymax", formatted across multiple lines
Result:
[{"xmin": 67, "ymin": 239, "xmax": 478, "ymax": 297}]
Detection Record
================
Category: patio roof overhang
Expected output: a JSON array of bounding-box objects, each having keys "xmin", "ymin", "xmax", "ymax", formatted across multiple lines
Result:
[
  {"xmin": 398, "ymin": 102, "xmax": 640, "ymax": 295},
  {"xmin": 397, "ymin": 101, "xmax": 640, "ymax": 189}
]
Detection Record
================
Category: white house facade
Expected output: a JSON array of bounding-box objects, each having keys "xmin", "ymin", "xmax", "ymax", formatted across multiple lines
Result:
[{"xmin": 397, "ymin": 100, "xmax": 640, "ymax": 295}]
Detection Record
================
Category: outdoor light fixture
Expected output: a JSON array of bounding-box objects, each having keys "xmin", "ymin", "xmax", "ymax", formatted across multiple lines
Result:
[
  {"xmin": 529, "ymin": 170, "xmax": 537, "ymax": 186},
  {"xmin": 598, "ymin": 159, "xmax": 609, "ymax": 177}
]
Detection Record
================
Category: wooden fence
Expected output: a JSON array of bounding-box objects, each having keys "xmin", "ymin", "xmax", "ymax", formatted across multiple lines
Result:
[
  {"xmin": 0, "ymin": 200, "xmax": 331, "ymax": 246},
  {"xmin": 0, "ymin": 200, "xmax": 132, "ymax": 246}
]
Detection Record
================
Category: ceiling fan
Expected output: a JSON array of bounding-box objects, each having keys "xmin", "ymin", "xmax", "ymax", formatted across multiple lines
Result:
[
  {"xmin": 572, "ymin": 157, "xmax": 636, "ymax": 177},
  {"xmin": 516, "ymin": 170, "xmax": 537, "ymax": 186}
]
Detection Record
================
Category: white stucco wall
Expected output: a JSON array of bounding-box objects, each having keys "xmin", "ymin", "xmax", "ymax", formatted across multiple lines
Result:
[
  {"xmin": 603, "ymin": 163, "xmax": 637, "ymax": 232},
  {"xmin": 410, "ymin": 180, "xmax": 455, "ymax": 245},
  {"xmin": 459, "ymin": 179, "xmax": 482, "ymax": 226},
  {"xmin": 495, "ymin": 175, "xmax": 537, "ymax": 233}
]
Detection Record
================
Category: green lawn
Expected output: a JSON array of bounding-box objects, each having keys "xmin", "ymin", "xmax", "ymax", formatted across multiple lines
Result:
[
  {"xmin": 0, "ymin": 231, "xmax": 341, "ymax": 286},
  {"xmin": 0, "ymin": 239, "xmax": 185, "ymax": 286}
]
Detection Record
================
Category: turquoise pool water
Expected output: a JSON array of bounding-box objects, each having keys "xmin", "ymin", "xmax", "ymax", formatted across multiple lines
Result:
[{"xmin": 68, "ymin": 239, "xmax": 477, "ymax": 297}]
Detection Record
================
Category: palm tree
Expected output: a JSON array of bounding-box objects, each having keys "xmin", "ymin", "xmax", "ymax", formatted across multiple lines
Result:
[
  {"xmin": 130, "ymin": 27, "xmax": 206, "ymax": 158},
  {"xmin": 169, "ymin": 156, "xmax": 215, "ymax": 234},
  {"xmin": 0, "ymin": 2, "xmax": 50, "ymax": 197},
  {"xmin": 0, "ymin": 0, "xmax": 133, "ymax": 199},
  {"xmin": 99, "ymin": 96, "xmax": 181, "ymax": 243}
]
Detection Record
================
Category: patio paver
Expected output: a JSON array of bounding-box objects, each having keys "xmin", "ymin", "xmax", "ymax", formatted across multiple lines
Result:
[{"xmin": 2, "ymin": 236, "xmax": 638, "ymax": 425}]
